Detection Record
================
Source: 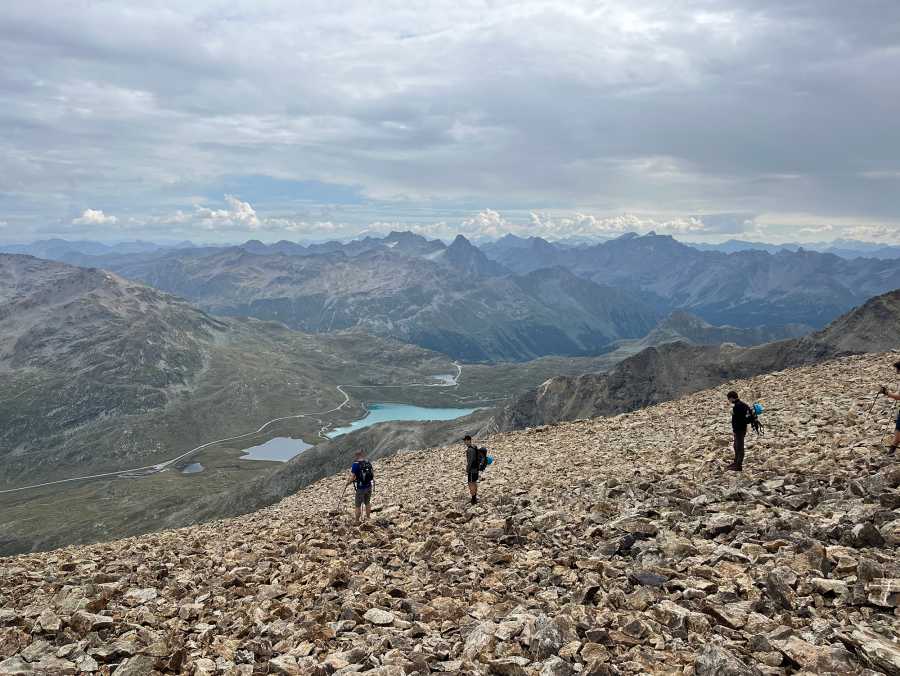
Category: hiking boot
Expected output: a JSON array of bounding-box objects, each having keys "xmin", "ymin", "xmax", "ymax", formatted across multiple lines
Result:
[
  {"xmin": 471, "ymin": 495, "xmax": 478, "ymax": 505},
  {"xmin": 725, "ymin": 463, "xmax": 742, "ymax": 472},
  {"xmin": 889, "ymin": 445, "xmax": 897, "ymax": 456}
]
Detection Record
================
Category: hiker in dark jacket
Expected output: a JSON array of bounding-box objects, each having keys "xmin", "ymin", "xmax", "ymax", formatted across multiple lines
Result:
[
  {"xmin": 727, "ymin": 390, "xmax": 751, "ymax": 471},
  {"xmin": 347, "ymin": 450, "xmax": 374, "ymax": 525},
  {"xmin": 881, "ymin": 360, "xmax": 900, "ymax": 455},
  {"xmin": 463, "ymin": 435, "xmax": 485, "ymax": 505}
]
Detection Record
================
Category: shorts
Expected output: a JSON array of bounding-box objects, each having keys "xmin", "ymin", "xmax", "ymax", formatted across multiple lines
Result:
[
  {"xmin": 467, "ymin": 469, "xmax": 480, "ymax": 484},
  {"xmin": 895, "ymin": 411, "xmax": 900, "ymax": 431},
  {"xmin": 355, "ymin": 487, "xmax": 372, "ymax": 508}
]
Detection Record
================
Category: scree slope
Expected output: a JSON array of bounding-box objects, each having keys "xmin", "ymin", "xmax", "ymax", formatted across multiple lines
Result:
[{"xmin": 1, "ymin": 352, "xmax": 899, "ymax": 675}]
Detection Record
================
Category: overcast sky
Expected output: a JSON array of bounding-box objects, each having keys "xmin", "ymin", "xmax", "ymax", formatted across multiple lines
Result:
[{"xmin": 2, "ymin": 0, "xmax": 899, "ymax": 243}]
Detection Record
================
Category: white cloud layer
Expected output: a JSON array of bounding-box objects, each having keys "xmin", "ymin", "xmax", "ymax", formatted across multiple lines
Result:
[{"xmin": 1, "ymin": 1, "xmax": 899, "ymax": 242}]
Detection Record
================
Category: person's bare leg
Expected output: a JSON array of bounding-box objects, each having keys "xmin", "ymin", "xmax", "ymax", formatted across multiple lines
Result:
[
  {"xmin": 469, "ymin": 481, "xmax": 477, "ymax": 504},
  {"xmin": 890, "ymin": 430, "xmax": 900, "ymax": 453},
  {"xmin": 364, "ymin": 501, "xmax": 371, "ymax": 521},
  {"xmin": 354, "ymin": 505, "xmax": 361, "ymax": 525}
]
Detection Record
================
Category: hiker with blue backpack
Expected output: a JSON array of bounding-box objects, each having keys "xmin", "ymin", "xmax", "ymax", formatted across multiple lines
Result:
[
  {"xmin": 726, "ymin": 391, "xmax": 763, "ymax": 472},
  {"xmin": 463, "ymin": 435, "xmax": 491, "ymax": 505},
  {"xmin": 347, "ymin": 449, "xmax": 374, "ymax": 525}
]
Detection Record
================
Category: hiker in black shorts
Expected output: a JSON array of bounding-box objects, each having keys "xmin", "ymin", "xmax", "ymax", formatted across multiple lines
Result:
[
  {"xmin": 347, "ymin": 450, "xmax": 374, "ymax": 525},
  {"xmin": 463, "ymin": 435, "xmax": 486, "ymax": 505},
  {"xmin": 726, "ymin": 390, "xmax": 751, "ymax": 471},
  {"xmin": 880, "ymin": 360, "xmax": 900, "ymax": 455}
]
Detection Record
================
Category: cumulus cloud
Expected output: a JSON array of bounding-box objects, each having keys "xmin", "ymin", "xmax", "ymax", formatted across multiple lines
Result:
[
  {"xmin": 194, "ymin": 195, "xmax": 261, "ymax": 230},
  {"xmin": 842, "ymin": 224, "xmax": 900, "ymax": 243},
  {"xmin": 73, "ymin": 209, "xmax": 118, "ymax": 225}
]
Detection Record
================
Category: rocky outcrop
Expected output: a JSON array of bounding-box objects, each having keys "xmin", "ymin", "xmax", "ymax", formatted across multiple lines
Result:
[
  {"xmin": 1, "ymin": 352, "xmax": 898, "ymax": 674},
  {"xmin": 636, "ymin": 311, "xmax": 811, "ymax": 349}
]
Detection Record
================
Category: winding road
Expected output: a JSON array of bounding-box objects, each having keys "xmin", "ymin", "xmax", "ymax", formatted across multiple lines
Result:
[{"xmin": 0, "ymin": 362, "xmax": 463, "ymax": 495}]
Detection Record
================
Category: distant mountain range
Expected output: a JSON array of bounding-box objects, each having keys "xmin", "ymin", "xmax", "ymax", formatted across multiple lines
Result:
[
  {"xmin": 494, "ymin": 288, "xmax": 900, "ymax": 431},
  {"xmin": 481, "ymin": 232, "xmax": 900, "ymax": 328},
  {"xmin": 53, "ymin": 234, "xmax": 662, "ymax": 362},
  {"xmin": 4, "ymin": 230, "xmax": 899, "ymax": 361},
  {"xmin": 7, "ymin": 233, "xmax": 900, "ymax": 260},
  {"xmin": 691, "ymin": 238, "xmax": 900, "ymax": 259}
]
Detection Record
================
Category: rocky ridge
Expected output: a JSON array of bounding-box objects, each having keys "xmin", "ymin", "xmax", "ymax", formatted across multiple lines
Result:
[{"xmin": 2, "ymin": 352, "xmax": 900, "ymax": 674}]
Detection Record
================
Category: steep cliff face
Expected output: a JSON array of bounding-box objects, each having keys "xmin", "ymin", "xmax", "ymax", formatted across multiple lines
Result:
[
  {"xmin": 2, "ymin": 352, "xmax": 898, "ymax": 674},
  {"xmin": 494, "ymin": 289, "xmax": 900, "ymax": 430}
]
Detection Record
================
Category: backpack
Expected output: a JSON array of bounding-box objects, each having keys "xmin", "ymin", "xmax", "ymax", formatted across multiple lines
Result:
[
  {"xmin": 749, "ymin": 403, "xmax": 764, "ymax": 436},
  {"xmin": 356, "ymin": 460, "xmax": 374, "ymax": 487},
  {"xmin": 478, "ymin": 447, "xmax": 489, "ymax": 472}
]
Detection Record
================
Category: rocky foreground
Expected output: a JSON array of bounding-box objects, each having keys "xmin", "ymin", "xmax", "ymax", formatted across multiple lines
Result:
[{"xmin": 2, "ymin": 353, "xmax": 900, "ymax": 675}]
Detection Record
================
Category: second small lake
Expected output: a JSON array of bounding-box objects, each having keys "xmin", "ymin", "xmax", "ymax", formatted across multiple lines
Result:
[
  {"xmin": 326, "ymin": 402, "xmax": 477, "ymax": 438},
  {"xmin": 240, "ymin": 437, "xmax": 313, "ymax": 462}
]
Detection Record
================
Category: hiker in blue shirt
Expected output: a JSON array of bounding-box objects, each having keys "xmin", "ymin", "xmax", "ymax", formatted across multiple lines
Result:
[{"xmin": 347, "ymin": 450, "xmax": 374, "ymax": 525}]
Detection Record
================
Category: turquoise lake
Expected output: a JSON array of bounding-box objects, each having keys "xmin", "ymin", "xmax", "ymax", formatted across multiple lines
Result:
[
  {"xmin": 326, "ymin": 403, "xmax": 477, "ymax": 438},
  {"xmin": 232, "ymin": 403, "xmax": 476, "ymax": 463}
]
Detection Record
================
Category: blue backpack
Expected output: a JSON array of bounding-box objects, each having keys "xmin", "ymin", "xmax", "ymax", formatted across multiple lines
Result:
[{"xmin": 750, "ymin": 403, "xmax": 764, "ymax": 436}]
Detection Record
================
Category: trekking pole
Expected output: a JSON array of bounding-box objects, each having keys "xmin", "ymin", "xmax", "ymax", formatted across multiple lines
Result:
[
  {"xmin": 335, "ymin": 482, "xmax": 348, "ymax": 512},
  {"xmin": 867, "ymin": 391, "xmax": 881, "ymax": 416},
  {"xmin": 881, "ymin": 401, "xmax": 899, "ymax": 448}
]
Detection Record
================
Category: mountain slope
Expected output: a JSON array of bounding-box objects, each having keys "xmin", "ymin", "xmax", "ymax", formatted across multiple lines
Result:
[
  {"xmin": 2, "ymin": 352, "xmax": 899, "ymax": 675},
  {"xmin": 0, "ymin": 254, "xmax": 227, "ymax": 481},
  {"xmin": 0, "ymin": 254, "xmax": 465, "ymax": 550},
  {"xmin": 495, "ymin": 288, "xmax": 900, "ymax": 430},
  {"xmin": 88, "ymin": 245, "xmax": 661, "ymax": 361},
  {"xmin": 614, "ymin": 311, "xmax": 811, "ymax": 351}
]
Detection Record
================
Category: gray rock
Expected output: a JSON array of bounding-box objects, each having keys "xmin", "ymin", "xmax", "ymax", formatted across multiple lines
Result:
[
  {"xmin": 68, "ymin": 611, "xmax": 113, "ymax": 634},
  {"xmin": 530, "ymin": 615, "xmax": 571, "ymax": 660},
  {"xmin": 111, "ymin": 655, "xmax": 156, "ymax": 676},
  {"xmin": 841, "ymin": 627, "xmax": 900, "ymax": 675},
  {"xmin": 539, "ymin": 657, "xmax": 574, "ymax": 676},
  {"xmin": 488, "ymin": 657, "xmax": 530, "ymax": 675},
  {"xmin": 0, "ymin": 657, "xmax": 33, "ymax": 675},
  {"xmin": 850, "ymin": 522, "xmax": 885, "ymax": 548},
  {"xmin": 363, "ymin": 608, "xmax": 396, "ymax": 626},
  {"xmin": 695, "ymin": 644, "xmax": 762, "ymax": 676}
]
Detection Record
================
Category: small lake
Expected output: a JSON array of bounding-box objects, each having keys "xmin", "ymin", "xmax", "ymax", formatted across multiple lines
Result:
[
  {"xmin": 181, "ymin": 462, "xmax": 204, "ymax": 474},
  {"xmin": 326, "ymin": 403, "xmax": 477, "ymax": 438},
  {"xmin": 240, "ymin": 437, "xmax": 312, "ymax": 462}
]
